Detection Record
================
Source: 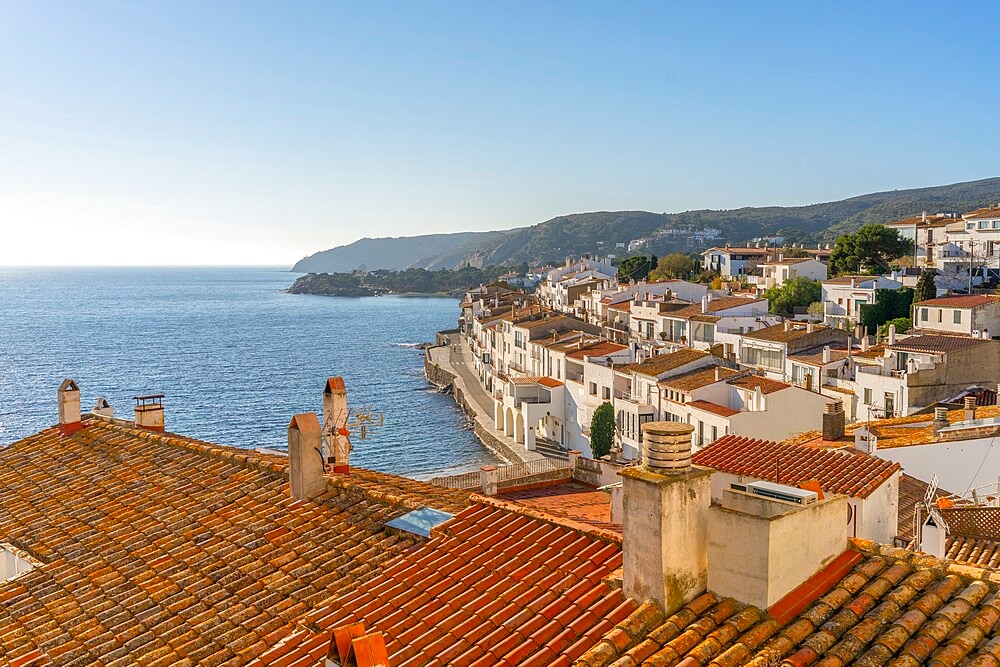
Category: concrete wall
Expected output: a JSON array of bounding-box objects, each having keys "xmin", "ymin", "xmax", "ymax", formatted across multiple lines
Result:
[
  {"xmin": 877, "ymin": 436, "xmax": 1000, "ymax": 495},
  {"xmin": 708, "ymin": 489, "xmax": 849, "ymax": 609},
  {"xmin": 727, "ymin": 387, "xmax": 832, "ymax": 442}
]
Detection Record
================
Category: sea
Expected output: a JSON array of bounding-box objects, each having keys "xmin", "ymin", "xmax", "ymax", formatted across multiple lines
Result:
[{"xmin": 0, "ymin": 267, "xmax": 501, "ymax": 478}]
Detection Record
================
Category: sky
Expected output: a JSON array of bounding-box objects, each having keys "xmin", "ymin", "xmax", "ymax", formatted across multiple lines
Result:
[{"xmin": 1, "ymin": 2, "xmax": 998, "ymax": 267}]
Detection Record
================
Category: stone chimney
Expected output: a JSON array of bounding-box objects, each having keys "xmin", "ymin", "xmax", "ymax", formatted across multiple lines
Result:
[
  {"xmin": 288, "ymin": 412, "xmax": 325, "ymax": 501},
  {"xmin": 964, "ymin": 395, "xmax": 977, "ymax": 422},
  {"xmin": 92, "ymin": 396, "xmax": 114, "ymax": 418},
  {"xmin": 57, "ymin": 379, "xmax": 83, "ymax": 436},
  {"xmin": 323, "ymin": 377, "xmax": 351, "ymax": 474},
  {"xmin": 133, "ymin": 394, "xmax": 165, "ymax": 432},
  {"xmin": 621, "ymin": 421, "xmax": 710, "ymax": 615},
  {"xmin": 822, "ymin": 400, "xmax": 845, "ymax": 441},
  {"xmin": 932, "ymin": 406, "xmax": 950, "ymax": 435}
]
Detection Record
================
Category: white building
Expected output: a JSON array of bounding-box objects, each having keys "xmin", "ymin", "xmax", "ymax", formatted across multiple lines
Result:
[
  {"xmin": 821, "ymin": 275, "xmax": 903, "ymax": 329},
  {"xmin": 750, "ymin": 257, "xmax": 827, "ymax": 290},
  {"xmin": 912, "ymin": 294, "xmax": 1000, "ymax": 338}
]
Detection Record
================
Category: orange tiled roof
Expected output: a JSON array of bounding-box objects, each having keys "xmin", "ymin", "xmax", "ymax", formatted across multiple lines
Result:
[
  {"xmin": 565, "ymin": 341, "xmax": 628, "ymax": 360},
  {"xmin": 0, "ymin": 416, "xmax": 471, "ymax": 666},
  {"xmin": 251, "ymin": 495, "xmax": 629, "ymax": 667},
  {"xmin": 741, "ymin": 322, "xmax": 833, "ymax": 343},
  {"xmin": 619, "ymin": 349, "xmax": 709, "ymax": 377},
  {"xmin": 686, "ymin": 399, "xmax": 739, "ymax": 417},
  {"xmin": 575, "ymin": 539, "xmax": 1000, "ymax": 667},
  {"xmin": 727, "ymin": 374, "xmax": 791, "ymax": 394},
  {"xmin": 657, "ymin": 366, "xmax": 737, "ymax": 392},
  {"xmin": 509, "ymin": 376, "xmax": 565, "ymax": 388},
  {"xmin": 691, "ymin": 434, "xmax": 899, "ymax": 498},
  {"xmin": 888, "ymin": 334, "xmax": 991, "ymax": 354},
  {"xmin": 915, "ymin": 294, "xmax": 1000, "ymax": 308},
  {"xmin": 964, "ymin": 206, "xmax": 1000, "ymax": 220}
]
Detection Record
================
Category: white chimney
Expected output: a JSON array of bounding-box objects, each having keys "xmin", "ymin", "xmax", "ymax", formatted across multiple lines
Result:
[
  {"xmin": 621, "ymin": 422, "xmax": 710, "ymax": 614},
  {"xmin": 323, "ymin": 377, "xmax": 351, "ymax": 474},
  {"xmin": 133, "ymin": 394, "xmax": 165, "ymax": 432},
  {"xmin": 783, "ymin": 321, "xmax": 792, "ymax": 332},
  {"xmin": 850, "ymin": 278, "xmax": 857, "ymax": 288},
  {"xmin": 982, "ymin": 328, "xmax": 991, "ymax": 340},
  {"xmin": 92, "ymin": 396, "xmax": 114, "ymax": 418},
  {"xmin": 861, "ymin": 336, "xmax": 870, "ymax": 352},
  {"xmin": 854, "ymin": 426, "xmax": 875, "ymax": 454},
  {"xmin": 822, "ymin": 346, "xmax": 831, "ymax": 364},
  {"xmin": 807, "ymin": 322, "xmax": 815, "ymax": 333},
  {"xmin": 887, "ymin": 324, "xmax": 897, "ymax": 345},
  {"xmin": 920, "ymin": 512, "xmax": 947, "ymax": 558},
  {"xmin": 964, "ymin": 396, "xmax": 977, "ymax": 422},
  {"xmin": 779, "ymin": 253, "xmax": 784, "ymax": 262},
  {"xmin": 701, "ymin": 295, "xmax": 709, "ymax": 314},
  {"xmin": 288, "ymin": 412, "xmax": 326, "ymax": 501},
  {"xmin": 58, "ymin": 379, "xmax": 83, "ymax": 436}
]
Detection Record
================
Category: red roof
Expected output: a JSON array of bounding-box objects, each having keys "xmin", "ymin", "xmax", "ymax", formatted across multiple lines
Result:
[
  {"xmin": 915, "ymin": 294, "xmax": 1000, "ymax": 308},
  {"xmin": 251, "ymin": 497, "xmax": 630, "ymax": 667},
  {"xmin": 691, "ymin": 435, "xmax": 900, "ymax": 498},
  {"xmin": 727, "ymin": 374, "xmax": 791, "ymax": 394},
  {"xmin": 566, "ymin": 341, "xmax": 628, "ymax": 360},
  {"xmin": 687, "ymin": 399, "xmax": 739, "ymax": 417}
]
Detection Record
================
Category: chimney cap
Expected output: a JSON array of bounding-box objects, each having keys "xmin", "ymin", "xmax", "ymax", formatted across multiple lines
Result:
[
  {"xmin": 289, "ymin": 412, "xmax": 322, "ymax": 432},
  {"xmin": 325, "ymin": 377, "xmax": 347, "ymax": 394},
  {"xmin": 59, "ymin": 379, "xmax": 79, "ymax": 392}
]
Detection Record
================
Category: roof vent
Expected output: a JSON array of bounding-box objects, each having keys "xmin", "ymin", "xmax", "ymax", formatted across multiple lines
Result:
[{"xmin": 641, "ymin": 421, "xmax": 694, "ymax": 473}]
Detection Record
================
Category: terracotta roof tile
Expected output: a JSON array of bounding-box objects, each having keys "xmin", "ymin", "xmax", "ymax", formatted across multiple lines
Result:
[
  {"xmin": 691, "ymin": 435, "xmax": 899, "ymax": 498},
  {"xmin": 618, "ymin": 349, "xmax": 709, "ymax": 377},
  {"xmin": 657, "ymin": 366, "xmax": 737, "ymax": 392},
  {"xmin": 964, "ymin": 206, "xmax": 1000, "ymax": 220},
  {"xmin": 888, "ymin": 334, "xmax": 991, "ymax": 354},
  {"xmin": 565, "ymin": 342, "xmax": 628, "ymax": 360},
  {"xmin": 727, "ymin": 374, "xmax": 790, "ymax": 394},
  {"xmin": 686, "ymin": 399, "xmax": 740, "ymax": 417},
  {"xmin": 0, "ymin": 416, "xmax": 471, "ymax": 665},
  {"xmin": 914, "ymin": 294, "xmax": 1000, "ymax": 308},
  {"xmin": 742, "ymin": 323, "xmax": 836, "ymax": 343}
]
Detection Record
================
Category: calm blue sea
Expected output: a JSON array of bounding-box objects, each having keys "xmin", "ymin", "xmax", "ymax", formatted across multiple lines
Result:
[{"xmin": 0, "ymin": 267, "xmax": 499, "ymax": 478}]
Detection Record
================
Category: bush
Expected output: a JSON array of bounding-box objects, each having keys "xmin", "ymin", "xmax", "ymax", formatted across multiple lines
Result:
[
  {"xmin": 590, "ymin": 402, "xmax": 615, "ymax": 459},
  {"xmin": 763, "ymin": 277, "xmax": 822, "ymax": 315}
]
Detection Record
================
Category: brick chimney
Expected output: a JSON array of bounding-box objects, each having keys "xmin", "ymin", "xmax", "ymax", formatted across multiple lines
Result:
[
  {"xmin": 133, "ymin": 394, "xmax": 164, "ymax": 432},
  {"xmin": 822, "ymin": 400, "xmax": 845, "ymax": 441},
  {"xmin": 621, "ymin": 421, "xmax": 710, "ymax": 614},
  {"xmin": 288, "ymin": 412, "xmax": 325, "ymax": 501},
  {"xmin": 323, "ymin": 377, "xmax": 351, "ymax": 474},
  {"xmin": 57, "ymin": 379, "xmax": 83, "ymax": 436},
  {"xmin": 964, "ymin": 395, "xmax": 977, "ymax": 422}
]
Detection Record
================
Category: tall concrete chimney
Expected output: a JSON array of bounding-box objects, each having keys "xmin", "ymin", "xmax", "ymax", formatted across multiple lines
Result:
[
  {"xmin": 822, "ymin": 400, "xmax": 845, "ymax": 441},
  {"xmin": 133, "ymin": 394, "xmax": 165, "ymax": 432},
  {"xmin": 323, "ymin": 377, "xmax": 351, "ymax": 474},
  {"xmin": 621, "ymin": 422, "xmax": 710, "ymax": 615},
  {"xmin": 288, "ymin": 412, "xmax": 325, "ymax": 501},
  {"xmin": 57, "ymin": 379, "xmax": 83, "ymax": 436}
]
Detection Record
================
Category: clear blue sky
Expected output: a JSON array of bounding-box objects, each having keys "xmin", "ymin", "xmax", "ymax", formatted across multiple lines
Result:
[{"xmin": 1, "ymin": 1, "xmax": 998, "ymax": 265}]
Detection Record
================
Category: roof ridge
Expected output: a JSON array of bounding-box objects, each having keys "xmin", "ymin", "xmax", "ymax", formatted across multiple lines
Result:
[
  {"xmin": 470, "ymin": 494, "xmax": 623, "ymax": 545},
  {"xmin": 850, "ymin": 537, "xmax": 1000, "ymax": 582}
]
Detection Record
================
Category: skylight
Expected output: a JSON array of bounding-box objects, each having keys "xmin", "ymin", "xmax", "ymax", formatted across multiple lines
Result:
[{"xmin": 0, "ymin": 543, "xmax": 41, "ymax": 583}]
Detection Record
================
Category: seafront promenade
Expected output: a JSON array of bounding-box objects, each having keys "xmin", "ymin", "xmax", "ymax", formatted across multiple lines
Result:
[{"xmin": 425, "ymin": 340, "xmax": 546, "ymax": 465}]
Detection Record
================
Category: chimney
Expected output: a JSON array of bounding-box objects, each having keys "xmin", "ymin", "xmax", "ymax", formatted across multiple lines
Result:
[
  {"xmin": 861, "ymin": 335, "xmax": 870, "ymax": 352},
  {"xmin": 701, "ymin": 295, "xmax": 709, "ymax": 314},
  {"xmin": 288, "ymin": 412, "xmax": 326, "ymax": 501},
  {"xmin": 714, "ymin": 367, "xmax": 722, "ymax": 382},
  {"xmin": 822, "ymin": 345, "xmax": 831, "ymax": 363},
  {"xmin": 887, "ymin": 324, "xmax": 897, "ymax": 345},
  {"xmin": 621, "ymin": 422, "xmax": 710, "ymax": 614},
  {"xmin": 783, "ymin": 321, "xmax": 791, "ymax": 332},
  {"xmin": 779, "ymin": 253, "xmax": 784, "ymax": 262},
  {"xmin": 754, "ymin": 384, "xmax": 764, "ymax": 410},
  {"xmin": 982, "ymin": 328, "xmax": 991, "ymax": 340},
  {"xmin": 822, "ymin": 400, "xmax": 845, "ymax": 441},
  {"xmin": 57, "ymin": 379, "xmax": 83, "ymax": 436},
  {"xmin": 707, "ymin": 486, "xmax": 849, "ymax": 609},
  {"xmin": 807, "ymin": 322, "xmax": 815, "ymax": 333},
  {"xmin": 850, "ymin": 278, "xmax": 857, "ymax": 288},
  {"xmin": 323, "ymin": 377, "xmax": 351, "ymax": 474},
  {"xmin": 919, "ymin": 511, "xmax": 947, "ymax": 558},
  {"xmin": 854, "ymin": 426, "xmax": 876, "ymax": 454},
  {"xmin": 133, "ymin": 394, "xmax": 165, "ymax": 432},
  {"xmin": 92, "ymin": 396, "xmax": 114, "ymax": 418},
  {"xmin": 964, "ymin": 395, "xmax": 977, "ymax": 422},
  {"xmin": 932, "ymin": 406, "xmax": 950, "ymax": 435}
]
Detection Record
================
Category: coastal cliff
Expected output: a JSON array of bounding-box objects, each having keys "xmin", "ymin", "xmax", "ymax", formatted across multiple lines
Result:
[{"xmin": 287, "ymin": 273, "xmax": 384, "ymax": 297}]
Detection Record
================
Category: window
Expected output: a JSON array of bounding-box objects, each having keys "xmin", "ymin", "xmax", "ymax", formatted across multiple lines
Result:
[
  {"xmin": 954, "ymin": 310, "xmax": 962, "ymax": 324},
  {"xmin": 711, "ymin": 425, "xmax": 718, "ymax": 443},
  {"xmin": 864, "ymin": 388, "xmax": 872, "ymax": 405},
  {"xmin": 589, "ymin": 382, "xmax": 597, "ymax": 396},
  {"xmin": 920, "ymin": 308, "xmax": 928, "ymax": 322},
  {"xmin": 602, "ymin": 386, "xmax": 611, "ymax": 400},
  {"xmin": 937, "ymin": 309, "xmax": 942, "ymax": 323}
]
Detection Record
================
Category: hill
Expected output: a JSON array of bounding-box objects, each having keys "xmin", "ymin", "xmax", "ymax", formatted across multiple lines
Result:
[{"xmin": 292, "ymin": 177, "xmax": 1000, "ymax": 272}]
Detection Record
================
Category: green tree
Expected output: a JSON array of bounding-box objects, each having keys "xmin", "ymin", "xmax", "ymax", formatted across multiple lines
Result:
[
  {"xmin": 914, "ymin": 269, "xmax": 937, "ymax": 303},
  {"xmin": 807, "ymin": 301, "xmax": 825, "ymax": 319},
  {"xmin": 617, "ymin": 255, "xmax": 653, "ymax": 282},
  {"xmin": 649, "ymin": 253, "xmax": 696, "ymax": 280},
  {"xmin": 590, "ymin": 402, "xmax": 615, "ymax": 459},
  {"xmin": 859, "ymin": 287, "xmax": 914, "ymax": 334},
  {"xmin": 878, "ymin": 317, "xmax": 911, "ymax": 338},
  {"xmin": 763, "ymin": 277, "xmax": 822, "ymax": 315},
  {"xmin": 829, "ymin": 225, "xmax": 912, "ymax": 276}
]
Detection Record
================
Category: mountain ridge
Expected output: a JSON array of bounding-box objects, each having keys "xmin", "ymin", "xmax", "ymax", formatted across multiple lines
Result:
[{"xmin": 292, "ymin": 177, "xmax": 1000, "ymax": 272}]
